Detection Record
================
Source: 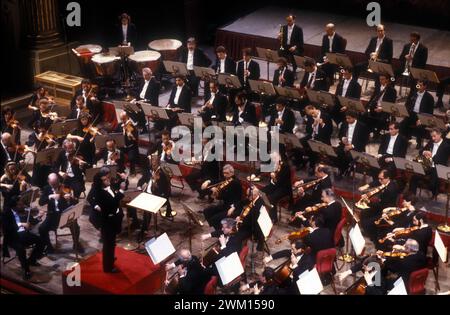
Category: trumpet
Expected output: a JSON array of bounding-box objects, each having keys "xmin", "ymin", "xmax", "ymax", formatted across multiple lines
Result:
[
  {"xmin": 355, "ymin": 183, "xmax": 388, "ymax": 210},
  {"xmin": 413, "ymin": 154, "xmax": 433, "ymax": 172},
  {"xmin": 367, "ymin": 52, "xmax": 378, "ymax": 73},
  {"xmin": 279, "ymin": 24, "xmax": 284, "ymax": 51},
  {"xmin": 402, "ymin": 43, "xmax": 416, "ymax": 77}
]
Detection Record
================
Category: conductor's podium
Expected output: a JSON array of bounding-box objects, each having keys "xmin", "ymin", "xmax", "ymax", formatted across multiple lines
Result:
[{"xmin": 62, "ymin": 247, "xmax": 165, "ymax": 294}]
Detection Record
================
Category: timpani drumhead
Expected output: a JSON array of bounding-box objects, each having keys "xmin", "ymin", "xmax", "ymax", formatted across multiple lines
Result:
[
  {"xmin": 76, "ymin": 44, "xmax": 102, "ymax": 54},
  {"xmin": 148, "ymin": 39, "xmax": 182, "ymax": 51},
  {"xmin": 128, "ymin": 50, "xmax": 161, "ymax": 63}
]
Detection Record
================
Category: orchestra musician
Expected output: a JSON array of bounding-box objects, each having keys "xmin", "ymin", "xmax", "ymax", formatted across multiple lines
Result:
[
  {"xmin": 28, "ymin": 84, "xmax": 48, "ymax": 112},
  {"xmin": 408, "ymin": 128, "xmax": 450, "ymax": 198},
  {"xmin": 232, "ymin": 92, "xmax": 258, "ymax": 126},
  {"xmin": 2, "ymin": 196, "xmax": 45, "ymax": 280},
  {"xmin": 261, "ymin": 152, "xmax": 292, "ymax": 223},
  {"xmin": 179, "ymin": 37, "xmax": 212, "ymax": 97},
  {"xmin": 377, "ymin": 122, "xmax": 408, "ymax": 172},
  {"xmin": 90, "ymin": 167, "xmax": 126, "ymax": 273},
  {"xmin": 96, "ymin": 138, "xmax": 126, "ymax": 173},
  {"xmin": 67, "ymin": 112, "xmax": 97, "ymax": 166},
  {"xmin": 38, "ymin": 173, "xmax": 83, "ymax": 254},
  {"xmin": 398, "ymin": 32, "xmax": 428, "ymax": 81},
  {"xmin": 167, "ymin": 75, "xmax": 192, "ymax": 114},
  {"xmin": 268, "ymin": 97, "xmax": 296, "ymax": 134},
  {"xmin": 273, "ymin": 57, "xmax": 295, "ymax": 88},
  {"xmin": 332, "ymin": 67, "xmax": 362, "ymax": 125},
  {"xmin": 1, "ymin": 106, "xmax": 21, "ymax": 144},
  {"xmin": 117, "ymin": 111, "xmax": 139, "ymax": 175},
  {"xmin": 319, "ymin": 23, "xmax": 346, "ymax": 85},
  {"xmin": 240, "ymin": 267, "xmax": 288, "ymax": 295},
  {"xmin": 303, "ymin": 104, "xmax": 333, "ymax": 146},
  {"xmin": 117, "ymin": 13, "xmax": 137, "ymax": 46},
  {"xmin": 400, "ymin": 80, "xmax": 434, "ymax": 149},
  {"xmin": 236, "ymin": 48, "xmax": 261, "ymax": 91},
  {"xmin": 300, "ymin": 57, "xmax": 329, "ymax": 94},
  {"xmin": 302, "ymin": 214, "xmax": 334, "ymax": 263},
  {"xmin": 202, "ymin": 164, "xmax": 242, "ymax": 230},
  {"xmin": 200, "ymin": 80, "xmax": 228, "ymax": 124},
  {"xmin": 154, "ymin": 130, "xmax": 177, "ymax": 164},
  {"xmin": 1, "ymin": 132, "xmax": 24, "ymax": 176},
  {"xmin": 375, "ymin": 195, "xmax": 417, "ymax": 230},
  {"xmin": 68, "ymin": 95, "xmax": 89, "ymax": 120},
  {"xmin": 53, "ymin": 139, "xmax": 86, "ymax": 198},
  {"xmin": 1, "ymin": 161, "xmax": 31, "ymax": 208},
  {"xmin": 164, "ymin": 249, "xmax": 209, "ymax": 295},
  {"xmin": 278, "ymin": 14, "xmax": 304, "ymax": 73},
  {"xmin": 213, "ymin": 46, "xmax": 236, "ymax": 75},
  {"xmin": 30, "ymin": 98, "xmax": 58, "ymax": 130}
]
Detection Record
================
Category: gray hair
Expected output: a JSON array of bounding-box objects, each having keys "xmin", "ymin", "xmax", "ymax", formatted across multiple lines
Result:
[
  {"xmin": 142, "ymin": 67, "xmax": 152, "ymax": 76},
  {"xmin": 404, "ymin": 239, "xmax": 419, "ymax": 253},
  {"xmin": 223, "ymin": 164, "xmax": 235, "ymax": 175},
  {"xmin": 221, "ymin": 217, "xmax": 236, "ymax": 229}
]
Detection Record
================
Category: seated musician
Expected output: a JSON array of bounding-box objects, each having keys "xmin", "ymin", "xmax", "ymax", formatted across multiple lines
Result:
[
  {"xmin": 366, "ymin": 73, "xmax": 397, "ymax": 138},
  {"xmin": 31, "ymin": 98, "xmax": 57, "ymax": 130},
  {"xmin": 232, "ymin": 92, "xmax": 258, "ymax": 126},
  {"xmin": 67, "ymin": 112, "xmax": 97, "ymax": 166},
  {"xmin": 377, "ymin": 122, "xmax": 408, "ymax": 171},
  {"xmin": 96, "ymin": 138, "xmax": 125, "ymax": 171},
  {"xmin": 337, "ymin": 255, "xmax": 387, "ymax": 295},
  {"xmin": 273, "ymin": 57, "xmax": 295, "ymax": 88},
  {"xmin": 1, "ymin": 106, "xmax": 21, "ymax": 144},
  {"xmin": 302, "ymin": 214, "xmax": 334, "ymax": 263},
  {"xmin": 335, "ymin": 111, "xmax": 369, "ymax": 178},
  {"xmin": 374, "ymin": 194, "xmax": 417, "ymax": 231},
  {"xmin": 292, "ymin": 189, "xmax": 342, "ymax": 237},
  {"xmin": 236, "ymin": 48, "xmax": 261, "ymax": 92},
  {"xmin": 136, "ymin": 155, "xmax": 172, "ymax": 239},
  {"xmin": 320, "ymin": 23, "xmax": 346, "ymax": 85},
  {"xmin": 117, "ymin": 111, "xmax": 139, "ymax": 175},
  {"xmin": 68, "ymin": 95, "xmax": 89, "ymax": 120},
  {"xmin": 2, "ymin": 196, "xmax": 45, "ymax": 280},
  {"xmin": 167, "ymin": 75, "xmax": 192, "ymax": 113},
  {"xmin": 400, "ymin": 80, "xmax": 434, "ymax": 149},
  {"xmin": 202, "ymin": 164, "xmax": 242, "ymax": 230},
  {"xmin": 200, "ymin": 81, "xmax": 228, "ymax": 124},
  {"xmin": 38, "ymin": 173, "xmax": 83, "ymax": 254},
  {"xmin": 268, "ymin": 97, "xmax": 296, "ymax": 134},
  {"xmin": 299, "ymin": 57, "xmax": 329, "ymax": 110},
  {"xmin": 213, "ymin": 46, "xmax": 236, "ymax": 75},
  {"xmin": 1, "ymin": 161, "xmax": 30, "ymax": 209},
  {"xmin": 1, "ymin": 132, "xmax": 24, "ymax": 174},
  {"xmin": 165, "ymin": 249, "xmax": 209, "ymax": 295},
  {"xmin": 358, "ymin": 169, "xmax": 399, "ymax": 242},
  {"xmin": 28, "ymin": 84, "xmax": 48, "ymax": 112},
  {"xmin": 53, "ymin": 139, "xmax": 86, "ymax": 198},
  {"xmin": 151, "ymin": 130, "xmax": 177, "ymax": 165},
  {"xmin": 332, "ymin": 67, "xmax": 362, "ymax": 126},
  {"xmin": 240, "ymin": 267, "xmax": 287, "ymax": 295},
  {"xmin": 261, "ymin": 151, "xmax": 292, "ymax": 223},
  {"xmin": 290, "ymin": 164, "xmax": 332, "ymax": 214},
  {"xmin": 409, "ymin": 128, "xmax": 450, "ymax": 198},
  {"xmin": 263, "ymin": 240, "xmax": 314, "ymax": 293},
  {"xmin": 185, "ymin": 136, "xmax": 220, "ymax": 200}
]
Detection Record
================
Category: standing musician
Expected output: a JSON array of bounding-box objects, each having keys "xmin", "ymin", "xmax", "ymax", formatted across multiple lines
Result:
[
  {"xmin": 67, "ymin": 112, "xmax": 97, "ymax": 166},
  {"xmin": 96, "ymin": 138, "xmax": 126, "ymax": 173},
  {"xmin": 1, "ymin": 161, "xmax": 31, "ymax": 208},
  {"xmin": 117, "ymin": 13, "xmax": 137, "ymax": 47},
  {"xmin": 178, "ymin": 37, "xmax": 212, "ymax": 97},
  {"xmin": 53, "ymin": 139, "xmax": 86, "ymax": 198},
  {"xmin": 332, "ymin": 67, "xmax": 362, "ymax": 125},
  {"xmin": 400, "ymin": 80, "xmax": 434, "ymax": 149},
  {"xmin": 90, "ymin": 167, "xmax": 126, "ymax": 273},
  {"xmin": 303, "ymin": 104, "xmax": 333, "ymax": 146},
  {"xmin": 398, "ymin": 32, "xmax": 428, "ymax": 82},
  {"xmin": 199, "ymin": 81, "xmax": 228, "ymax": 124},
  {"xmin": 261, "ymin": 152, "xmax": 292, "ymax": 223},
  {"xmin": 167, "ymin": 75, "xmax": 192, "ymax": 114},
  {"xmin": 319, "ymin": 23, "xmax": 346, "ymax": 85},
  {"xmin": 232, "ymin": 92, "xmax": 258, "ymax": 126},
  {"xmin": 408, "ymin": 128, "xmax": 450, "ymax": 198},
  {"xmin": 335, "ymin": 111, "xmax": 370, "ymax": 178},
  {"xmin": 2, "ymin": 196, "xmax": 45, "ymax": 281},
  {"xmin": 268, "ymin": 97, "xmax": 296, "ymax": 134},
  {"xmin": 377, "ymin": 122, "xmax": 408, "ymax": 172},
  {"xmin": 117, "ymin": 111, "xmax": 139, "ymax": 175},
  {"xmin": 1, "ymin": 106, "xmax": 21, "ymax": 144},
  {"xmin": 358, "ymin": 169, "xmax": 399, "ymax": 242},
  {"xmin": 236, "ymin": 48, "xmax": 261, "ymax": 91},
  {"xmin": 278, "ymin": 14, "xmax": 304, "ymax": 73},
  {"xmin": 202, "ymin": 164, "xmax": 242, "ymax": 230},
  {"xmin": 164, "ymin": 249, "xmax": 209, "ymax": 295},
  {"xmin": 38, "ymin": 173, "xmax": 83, "ymax": 254}
]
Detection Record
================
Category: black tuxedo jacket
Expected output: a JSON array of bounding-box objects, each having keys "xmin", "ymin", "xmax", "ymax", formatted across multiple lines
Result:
[
  {"xmin": 211, "ymin": 230, "xmax": 244, "ymax": 259},
  {"xmin": 174, "ymin": 256, "xmax": 208, "ymax": 294},
  {"xmin": 365, "ymin": 36, "xmax": 393, "ymax": 63},
  {"xmin": 53, "ymin": 151, "xmax": 84, "ymax": 180},
  {"xmin": 179, "ymin": 47, "xmax": 212, "ymax": 68},
  {"xmin": 406, "ymin": 90, "xmax": 434, "ymax": 116},
  {"xmin": 338, "ymin": 120, "xmax": 369, "ymax": 152},
  {"xmin": 320, "ymin": 201, "xmax": 342, "ymax": 235},
  {"xmin": 135, "ymin": 77, "xmax": 160, "ymax": 106},
  {"xmin": 378, "ymin": 134, "xmax": 408, "ymax": 158},
  {"xmin": 303, "ymin": 227, "xmax": 334, "ymax": 262},
  {"xmin": 98, "ymin": 149, "xmax": 125, "ymax": 173},
  {"xmin": 168, "ymin": 85, "xmax": 192, "ymax": 113},
  {"xmin": 117, "ymin": 23, "xmax": 137, "ymax": 46},
  {"xmin": 368, "ymin": 84, "xmax": 397, "ymax": 111},
  {"xmin": 335, "ymin": 78, "xmax": 362, "ymax": 99},
  {"xmin": 269, "ymin": 107, "xmax": 296, "ymax": 134},
  {"xmin": 91, "ymin": 186, "xmax": 124, "ymax": 231},
  {"xmin": 305, "ymin": 111, "xmax": 333, "ymax": 145},
  {"xmin": 399, "ymin": 42, "xmax": 428, "ymax": 70},
  {"xmin": 202, "ymin": 93, "xmax": 228, "ymax": 122},
  {"xmin": 421, "ymin": 140, "xmax": 450, "ymax": 166},
  {"xmin": 300, "ymin": 68, "xmax": 329, "ymax": 91},
  {"xmin": 384, "ymin": 252, "xmax": 427, "ymax": 283},
  {"xmin": 39, "ymin": 185, "xmax": 76, "ymax": 216},
  {"xmin": 321, "ymin": 33, "xmax": 346, "ymax": 57},
  {"xmin": 281, "ymin": 24, "xmax": 304, "ymax": 55},
  {"xmin": 236, "ymin": 59, "xmax": 260, "ymax": 86},
  {"xmin": 213, "ymin": 56, "xmax": 236, "ymax": 75},
  {"xmin": 369, "ymin": 180, "xmax": 399, "ymax": 209},
  {"xmin": 232, "ymin": 102, "xmax": 258, "ymax": 126},
  {"xmin": 218, "ymin": 177, "xmax": 243, "ymax": 208},
  {"xmin": 273, "ymin": 67, "xmax": 295, "ymax": 87},
  {"xmin": 137, "ymin": 168, "xmax": 171, "ymax": 199}
]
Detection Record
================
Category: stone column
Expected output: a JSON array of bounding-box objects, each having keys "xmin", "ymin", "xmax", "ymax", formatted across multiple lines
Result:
[{"xmin": 19, "ymin": 0, "xmax": 63, "ymax": 49}]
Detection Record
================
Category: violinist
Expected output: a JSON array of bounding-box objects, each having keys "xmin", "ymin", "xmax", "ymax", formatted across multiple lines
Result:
[
  {"xmin": 202, "ymin": 164, "xmax": 242, "ymax": 230},
  {"xmin": 1, "ymin": 106, "xmax": 21, "ymax": 144},
  {"xmin": 53, "ymin": 140, "xmax": 86, "ymax": 198},
  {"xmin": 117, "ymin": 111, "xmax": 139, "ymax": 176},
  {"xmin": 28, "ymin": 85, "xmax": 49, "ymax": 112},
  {"xmin": 68, "ymin": 95, "xmax": 90, "ymax": 120},
  {"xmin": 38, "ymin": 173, "xmax": 83, "ymax": 254},
  {"xmin": 67, "ymin": 112, "xmax": 97, "ymax": 165},
  {"xmin": 155, "ymin": 130, "xmax": 177, "ymax": 164},
  {"xmin": 2, "ymin": 196, "xmax": 45, "ymax": 281},
  {"xmin": 1, "ymin": 133, "xmax": 24, "ymax": 176},
  {"xmin": 97, "ymin": 139, "xmax": 125, "ymax": 173},
  {"xmin": 302, "ymin": 214, "xmax": 334, "ymax": 263},
  {"xmin": 242, "ymin": 267, "xmax": 288, "ymax": 295},
  {"xmin": 0, "ymin": 161, "xmax": 31, "ymax": 208},
  {"xmin": 31, "ymin": 98, "xmax": 58, "ymax": 129},
  {"xmin": 261, "ymin": 151, "xmax": 292, "ymax": 223},
  {"xmin": 70, "ymin": 79, "xmax": 97, "ymax": 113}
]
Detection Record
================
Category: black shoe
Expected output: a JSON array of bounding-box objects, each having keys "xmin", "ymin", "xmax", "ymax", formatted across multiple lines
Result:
[{"xmin": 23, "ymin": 271, "xmax": 32, "ymax": 281}]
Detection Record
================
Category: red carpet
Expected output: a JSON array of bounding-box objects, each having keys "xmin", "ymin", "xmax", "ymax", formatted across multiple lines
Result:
[{"xmin": 62, "ymin": 247, "xmax": 165, "ymax": 294}]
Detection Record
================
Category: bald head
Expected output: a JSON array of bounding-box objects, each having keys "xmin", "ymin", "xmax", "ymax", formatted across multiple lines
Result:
[
  {"xmin": 48, "ymin": 173, "xmax": 59, "ymax": 187},
  {"xmin": 1, "ymin": 132, "xmax": 12, "ymax": 144},
  {"xmin": 377, "ymin": 24, "xmax": 385, "ymax": 38},
  {"xmin": 179, "ymin": 249, "xmax": 192, "ymax": 261},
  {"xmin": 142, "ymin": 67, "xmax": 152, "ymax": 80},
  {"xmin": 325, "ymin": 23, "xmax": 335, "ymax": 36}
]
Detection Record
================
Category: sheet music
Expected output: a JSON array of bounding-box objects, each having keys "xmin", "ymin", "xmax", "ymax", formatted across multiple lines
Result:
[
  {"xmin": 257, "ymin": 206, "xmax": 273, "ymax": 239},
  {"xmin": 58, "ymin": 202, "xmax": 85, "ymax": 229},
  {"xmin": 434, "ymin": 231, "xmax": 448, "ymax": 263},
  {"xmin": 349, "ymin": 224, "xmax": 365, "ymax": 256},
  {"xmin": 296, "ymin": 268, "xmax": 324, "ymax": 295},
  {"xmin": 215, "ymin": 252, "xmax": 244, "ymax": 286},
  {"xmin": 388, "ymin": 277, "xmax": 408, "ymax": 295},
  {"xmin": 145, "ymin": 232, "xmax": 176, "ymax": 265},
  {"xmin": 127, "ymin": 192, "xmax": 167, "ymax": 213}
]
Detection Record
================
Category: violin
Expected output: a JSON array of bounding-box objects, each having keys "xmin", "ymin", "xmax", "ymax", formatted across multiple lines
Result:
[
  {"xmin": 83, "ymin": 125, "xmax": 102, "ymax": 139},
  {"xmin": 378, "ymin": 226, "xmax": 420, "ymax": 244},
  {"xmin": 68, "ymin": 153, "xmax": 88, "ymax": 167},
  {"xmin": 290, "ymin": 202, "xmax": 327, "ymax": 222},
  {"xmin": 275, "ymin": 227, "xmax": 311, "ymax": 244},
  {"xmin": 123, "ymin": 121, "xmax": 136, "ymax": 141},
  {"xmin": 379, "ymin": 250, "xmax": 409, "ymax": 259},
  {"xmin": 7, "ymin": 118, "xmax": 20, "ymax": 129}
]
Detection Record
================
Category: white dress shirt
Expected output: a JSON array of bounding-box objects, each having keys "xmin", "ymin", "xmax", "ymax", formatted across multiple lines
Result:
[
  {"xmin": 413, "ymin": 91, "xmax": 425, "ymax": 113},
  {"xmin": 328, "ymin": 33, "xmax": 335, "ymax": 52},
  {"xmin": 104, "ymin": 186, "xmax": 120, "ymax": 214},
  {"xmin": 51, "ymin": 188, "xmax": 60, "ymax": 212},
  {"xmin": 312, "ymin": 111, "xmax": 322, "ymax": 139},
  {"xmin": 307, "ymin": 70, "xmax": 317, "ymax": 89},
  {"xmin": 65, "ymin": 153, "xmax": 75, "ymax": 177},
  {"xmin": 187, "ymin": 50, "xmax": 194, "ymax": 70},
  {"xmin": 375, "ymin": 36, "xmax": 385, "ymax": 53},
  {"xmin": 140, "ymin": 80, "xmax": 150, "ymax": 100},
  {"xmin": 432, "ymin": 139, "xmax": 443, "ymax": 157},
  {"xmin": 342, "ymin": 77, "xmax": 351, "ymax": 97},
  {"xmin": 347, "ymin": 121, "xmax": 357, "ymax": 144},
  {"xmin": 238, "ymin": 104, "xmax": 246, "ymax": 123},
  {"xmin": 386, "ymin": 134, "xmax": 398, "ymax": 155},
  {"xmin": 174, "ymin": 85, "xmax": 183, "ymax": 105},
  {"xmin": 278, "ymin": 67, "xmax": 286, "ymax": 86},
  {"xmin": 1, "ymin": 141, "xmax": 11, "ymax": 161},
  {"xmin": 12, "ymin": 210, "xmax": 25, "ymax": 233},
  {"xmin": 276, "ymin": 108, "xmax": 285, "ymax": 130},
  {"xmin": 122, "ymin": 24, "xmax": 128, "ymax": 43},
  {"xmin": 287, "ymin": 25, "xmax": 294, "ymax": 45},
  {"xmin": 219, "ymin": 58, "xmax": 226, "ymax": 73}
]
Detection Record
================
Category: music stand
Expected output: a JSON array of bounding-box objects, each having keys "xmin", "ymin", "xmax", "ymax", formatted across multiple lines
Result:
[
  {"xmin": 94, "ymin": 133, "xmax": 125, "ymax": 149},
  {"xmin": 249, "ymin": 80, "xmax": 276, "ymax": 96},
  {"xmin": 410, "ymin": 67, "xmax": 440, "ymax": 84},
  {"xmin": 337, "ymin": 96, "xmax": 366, "ymax": 113},
  {"xmin": 326, "ymin": 53, "xmax": 353, "ymax": 68},
  {"xmin": 279, "ymin": 133, "xmax": 303, "ymax": 149},
  {"xmin": 35, "ymin": 148, "xmax": 63, "ymax": 165},
  {"xmin": 140, "ymin": 103, "xmax": 170, "ymax": 120},
  {"xmin": 218, "ymin": 73, "xmax": 242, "ymax": 89},
  {"xmin": 115, "ymin": 100, "xmax": 140, "ymax": 114},
  {"xmin": 50, "ymin": 119, "xmax": 78, "ymax": 137},
  {"xmin": 274, "ymin": 86, "xmax": 302, "ymax": 100},
  {"xmin": 85, "ymin": 165, "xmax": 118, "ymax": 182},
  {"xmin": 436, "ymin": 165, "xmax": 450, "ymax": 233},
  {"xmin": 127, "ymin": 192, "xmax": 167, "ymax": 237},
  {"xmin": 307, "ymin": 140, "xmax": 338, "ymax": 161},
  {"xmin": 259, "ymin": 191, "xmax": 274, "ymax": 209},
  {"xmin": 162, "ymin": 61, "xmax": 189, "ymax": 76},
  {"xmin": 306, "ymin": 90, "xmax": 336, "ymax": 109},
  {"xmin": 181, "ymin": 202, "xmax": 204, "ymax": 252},
  {"xmin": 293, "ymin": 56, "xmax": 310, "ymax": 70},
  {"xmin": 417, "ymin": 113, "xmax": 446, "ymax": 130},
  {"xmin": 350, "ymin": 150, "xmax": 380, "ymax": 170},
  {"xmin": 178, "ymin": 112, "xmax": 201, "ymax": 128},
  {"xmin": 380, "ymin": 101, "xmax": 409, "ymax": 118},
  {"xmin": 337, "ymin": 197, "xmax": 358, "ymax": 263},
  {"xmin": 256, "ymin": 47, "xmax": 280, "ymax": 79},
  {"xmin": 193, "ymin": 66, "xmax": 216, "ymax": 82},
  {"xmin": 58, "ymin": 202, "xmax": 85, "ymax": 260},
  {"xmin": 393, "ymin": 157, "xmax": 426, "ymax": 175},
  {"xmin": 368, "ymin": 60, "xmax": 394, "ymax": 77}
]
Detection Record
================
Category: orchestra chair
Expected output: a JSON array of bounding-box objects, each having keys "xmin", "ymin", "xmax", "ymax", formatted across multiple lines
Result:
[
  {"xmin": 204, "ymin": 276, "xmax": 219, "ymax": 295},
  {"xmin": 315, "ymin": 248, "xmax": 337, "ymax": 294},
  {"xmin": 407, "ymin": 268, "xmax": 429, "ymax": 295},
  {"xmin": 334, "ymin": 217, "xmax": 347, "ymax": 271},
  {"xmin": 239, "ymin": 244, "xmax": 250, "ymax": 281}
]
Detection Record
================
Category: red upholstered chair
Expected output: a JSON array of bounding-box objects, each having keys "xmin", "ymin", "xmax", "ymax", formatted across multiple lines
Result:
[
  {"xmin": 315, "ymin": 248, "xmax": 337, "ymax": 294},
  {"xmin": 204, "ymin": 276, "xmax": 218, "ymax": 295},
  {"xmin": 427, "ymin": 235, "xmax": 440, "ymax": 292},
  {"xmin": 407, "ymin": 268, "xmax": 429, "ymax": 295},
  {"xmin": 239, "ymin": 244, "xmax": 249, "ymax": 268},
  {"xmin": 334, "ymin": 218, "xmax": 347, "ymax": 270}
]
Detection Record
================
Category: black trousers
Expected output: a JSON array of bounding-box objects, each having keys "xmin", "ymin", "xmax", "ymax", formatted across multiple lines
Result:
[
  {"xmin": 185, "ymin": 169, "xmax": 205, "ymax": 194},
  {"xmin": 204, "ymin": 204, "xmax": 229, "ymax": 230},
  {"xmin": 187, "ymin": 71, "xmax": 200, "ymax": 97},
  {"xmin": 101, "ymin": 223, "xmax": 117, "ymax": 272},
  {"xmin": 10, "ymin": 231, "xmax": 45, "ymax": 273},
  {"xmin": 38, "ymin": 212, "xmax": 80, "ymax": 249},
  {"xmin": 123, "ymin": 145, "xmax": 139, "ymax": 173}
]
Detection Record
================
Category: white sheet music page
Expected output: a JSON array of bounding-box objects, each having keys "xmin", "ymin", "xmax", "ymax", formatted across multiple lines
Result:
[
  {"xmin": 145, "ymin": 232, "xmax": 176, "ymax": 265},
  {"xmin": 349, "ymin": 224, "xmax": 366, "ymax": 256},
  {"xmin": 388, "ymin": 277, "xmax": 408, "ymax": 295},
  {"xmin": 296, "ymin": 268, "xmax": 323, "ymax": 295},
  {"xmin": 257, "ymin": 206, "xmax": 273, "ymax": 239},
  {"xmin": 434, "ymin": 231, "xmax": 448, "ymax": 263},
  {"xmin": 215, "ymin": 252, "xmax": 244, "ymax": 286}
]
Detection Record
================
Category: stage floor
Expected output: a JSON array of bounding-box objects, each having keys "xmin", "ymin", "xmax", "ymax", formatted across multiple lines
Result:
[{"xmin": 217, "ymin": 6, "xmax": 450, "ymax": 71}]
